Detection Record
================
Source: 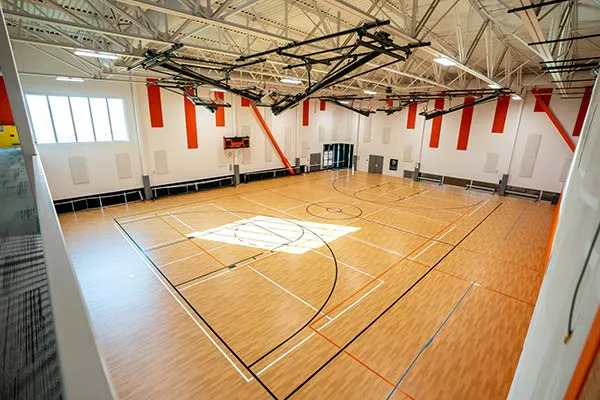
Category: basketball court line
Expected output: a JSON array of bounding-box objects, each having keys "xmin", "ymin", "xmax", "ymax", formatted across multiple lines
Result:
[
  {"xmin": 157, "ymin": 243, "xmax": 230, "ymax": 268},
  {"xmin": 467, "ymin": 199, "xmax": 490, "ymax": 217},
  {"xmin": 385, "ymin": 282, "xmax": 476, "ymax": 399},
  {"xmin": 114, "ymin": 222, "xmax": 253, "ymax": 383}
]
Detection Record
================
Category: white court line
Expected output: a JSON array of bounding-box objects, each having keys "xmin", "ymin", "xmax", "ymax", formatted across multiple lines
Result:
[
  {"xmin": 345, "ymin": 235, "xmax": 403, "ymax": 256},
  {"xmin": 145, "ymin": 237, "xmax": 187, "ymax": 252},
  {"xmin": 179, "ymin": 269, "xmax": 230, "ymax": 291},
  {"xmin": 435, "ymin": 226, "xmax": 455, "ymax": 241},
  {"xmin": 248, "ymin": 266, "xmax": 332, "ymax": 320},
  {"xmin": 158, "ymin": 243, "xmax": 229, "ymax": 267},
  {"xmin": 312, "ymin": 251, "xmax": 376, "ymax": 279},
  {"xmin": 115, "ymin": 223, "xmax": 252, "ymax": 382},
  {"xmin": 467, "ymin": 199, "xmax": 489, "ymax": 217},
  {"xmin": 255, "ymin": 279, "xmax": 384, "ymax": 376},
  {"xmin": 409, "ymin": 241, "xmax": 436, "ymax": 260},
  {"xmin": 169, "ymin": 214, "xmax": 197, "ymax": 232}
]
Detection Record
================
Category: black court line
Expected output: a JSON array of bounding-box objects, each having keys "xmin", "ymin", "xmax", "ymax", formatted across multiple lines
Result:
[
  {"xmin": 115, "ymin": 209, "xmax": 342, "ymax": 400},
  {"xmin": 283, "ymin": 203, "xmax": 502, "ymax": 399},
  {"xmin": 173, "ymin": 266, "xmax": 230, "ymax": 287},
  {"xmin": 331, "ymin": 176, "xmax": 488, "ymax": 211},
  {"xmin": 115, "ymin": 218, "xmax": 278, "ymax": 399}
]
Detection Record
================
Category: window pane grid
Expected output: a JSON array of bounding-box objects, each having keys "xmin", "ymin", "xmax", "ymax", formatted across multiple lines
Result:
[{"xmin": 25, "ymin": 94, "xmax": 129, "ymax": 144}]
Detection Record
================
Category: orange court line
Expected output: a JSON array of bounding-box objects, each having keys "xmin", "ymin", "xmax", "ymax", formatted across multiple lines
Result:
[
  {"xmin": 159, "ymin": 216, "xmax": 228, "ymax": 268},
  {"xmin": 311, "ymin": 204, "xmax": 477, "ymax": 327}
]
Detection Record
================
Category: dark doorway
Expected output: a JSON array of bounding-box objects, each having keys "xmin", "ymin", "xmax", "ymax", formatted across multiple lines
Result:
[
  {"xmin": 368, "ymin": 154, "xmax": 384, "ymax": 174},
  {"xmin": 323, "ymin": 143, "xmax": 353, "ymax": 170}
]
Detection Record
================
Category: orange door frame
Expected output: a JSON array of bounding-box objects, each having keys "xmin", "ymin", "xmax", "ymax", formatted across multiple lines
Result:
[{"xmin": 250, "ymin": 103, "xmax": 295, "ymax": 175}]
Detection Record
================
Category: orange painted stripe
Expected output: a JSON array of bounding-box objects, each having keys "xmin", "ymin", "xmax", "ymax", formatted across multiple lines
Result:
[
  {"xmin": 0, "ymin": 77, "xmax": 15, "ymax": 125},
  {"xmin": 533, "ymin": 88, "xmax": 552, "ymax": 112},
  {"xmin": 320, "ymin": 99, "xmax": 326, "ymax": 111},
  {"xmin": 302, "ymin": 99, "xmax": 310, "ymax": 126},
  {"xmin": 241, "ymin": 97, "xmax": 251, "ymax": 107},
  {"xmin": 386, "ymin": 96, "xmax": 393, "ymax": 108},
  {"xmin": 572, "ymin": 86, "xmax": 593, "ymax": 137},
  {"xmin": 457, "ymin": 97, "xmax": 475, "ymax": 151},
  {"xmin": 250, "ymin": 103, "xmax": 295, "ymax": 175},
  {"xmin": 146, "ymin": 78, "xmax": 164, "ymax": 128},
  {"xmin": 491, "ymin": 95, "xmax": 510, "ymax": 134},
  {"xmin": 311, "ymin": 205, "xmax": 473, "ymax": 327},
  {"xmin": 215, "ymin": 91, "xmax": 225, "ymax": 127},
  {"xmin": 184, "ymin": 88, "xmax": 198, "ymax": 149},
  {"xmin": 160, "ymin": 216, "xmax": 227, "ymax": 267},
  {"xmin": 564, "ymin": 306, "xmax": 600, "ymax": 400},
  {"xmin": 532, "ymin": 89, "xmax": 575, "ymax": 152},
  {"xmin": 429, "ymin": 98, "xmax": 445, "ymax": 148},
  {"xmin": 407, "ymin": 102, "xmax": 417, "ymax": 129}
]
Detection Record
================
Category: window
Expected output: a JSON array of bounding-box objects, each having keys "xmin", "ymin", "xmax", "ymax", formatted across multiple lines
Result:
[{"xmin": 25, "ymin": 94, "xmax": 129, "ymax": 143}]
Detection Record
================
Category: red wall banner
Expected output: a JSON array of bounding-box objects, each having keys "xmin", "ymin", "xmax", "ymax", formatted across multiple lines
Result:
[
  {"xmin": 184, "ymin": 88, "xmax": 198, "ymax": 149},
  {"xmin": 429, "ymin": 97, "xmax": 445, "ymax": 148},
  {"xmin": 457, "ymin": 97, "xmax": 475, "ymax": 150},
  {"xmin": 491, "ymin": 95, "xmax": 510, "ymax": 134}
]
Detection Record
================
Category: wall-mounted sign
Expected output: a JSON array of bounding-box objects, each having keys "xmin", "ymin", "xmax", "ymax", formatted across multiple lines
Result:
[{"xmin": 389, "ymin": 158, "xmax": 398, "ymax": 171}]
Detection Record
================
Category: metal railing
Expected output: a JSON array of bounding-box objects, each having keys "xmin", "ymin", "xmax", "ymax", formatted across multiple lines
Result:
[
  {"xmin": 33, "ymin": 155, "xmax": 115, "ymax": 400},
  {"xmin": 152, "ymin": 175, "xmax": 234, "ymax": 198},
  {"xmin": 54, "ymin": 190, "xmax": 143, "ymax": 212}
]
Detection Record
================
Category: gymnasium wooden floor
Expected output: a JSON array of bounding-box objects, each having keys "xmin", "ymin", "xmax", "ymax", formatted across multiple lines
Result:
[{"xmin": 59, "ymin": 170, "xmax": 554, "ymax": 400}]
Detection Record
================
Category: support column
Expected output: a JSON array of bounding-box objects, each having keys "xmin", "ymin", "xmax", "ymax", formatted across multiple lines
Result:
[
  {"xmin": 129, "ymin": 78, "xmax": 153, "ymax": 200},
  {"xmin": 233, "ymin": 164, "xmax": 240, "ymax": 186},
  {"xmin": 498, "ymin": 173, "xmax": 509, "ymax": 195},
  {"xmin": 413, "ymin": 162, "xmax": 420, "ymax": 181},
  {"xmin": 0, "ymin": 7, "xmax": 37, "ymax": 186}
]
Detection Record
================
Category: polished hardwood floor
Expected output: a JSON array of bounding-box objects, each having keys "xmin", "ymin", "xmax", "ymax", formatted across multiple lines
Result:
[{"xmin": 59, "ymin": 170, "xmax": 554, "ymax": 399}]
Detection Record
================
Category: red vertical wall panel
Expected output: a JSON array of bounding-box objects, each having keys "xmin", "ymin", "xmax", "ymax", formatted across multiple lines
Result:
[
  {"xmin": 573, "ymin": 86, "xmax": 593, "ymax": 137},
  {"xmin": 215, "ymin": 91, "xmax": 225, "ymax": 127},
  {"xmin": 533, "ymin": 88, "xmax": 552, "ymax": 112},
  {"xmin": 146, "ymin": 78, "xmax": 164, "ymax": 128},
  {"xmin": 406, "ymin": 102, "xmax": 417, "ymax": 129},
  {"xmin": 241, "ymin": 97, "xmax": 251, "ymax": 107},
  {"xmin": 302, "ymin": 99, "xmax": 310, "ymax": 126},
  {"xmin": 429, "ymin": 97, "xmax": 445, "ymax": 148},
  {"xmin": 0, "ymin": 77, "xmax": 15, "ymax": 125},
  {"xmin": 457, "ymin": 97, "xmax": 475, "ymax": 151},
  {"xmin": 491, "ymin": 95, "xmax": 510, "ymax": 134},
  {"xmin": 184, "ymin": 88, "xmax": 198, "ymax": 149},
  {"xmin": 386, "ymin": 96, "xmax": 393, "ymax": 108},
  {"xmin": 320, "ymin": 99, "xmax": 326, "ymax": 111}
]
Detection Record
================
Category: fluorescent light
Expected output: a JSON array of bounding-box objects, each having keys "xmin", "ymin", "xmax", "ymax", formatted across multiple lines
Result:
[
  {"xmin": 74, "ymin": 50, "xmax": 119, "ymax": 60},
  {"xmin": 433, "ymin": 56, "xmax": 456, "ymax": 66},
  {"xmin": 56, "ymin": 76, "xmax": 84, "ymax": 82},
  {"xmin": 488, "ymin": 83, "xmax": 502, "ymax": 89},
  {"xmin": 339, "ymin": 100, "xmax": 350, "ymax": 105},
  {"xmin": 363, "ymin": 89, "xmax": 377, "ymax": 95},
  {"xmin": 210, "ymin": 88, "xmax": 226, "ymax": 92},
  {"xmin": 280, "ymin": 77, "xmax": 302, "ymax": 85},
  {"xmin": 511, "ymin": 94, "xmax": 522, "ymax": 100}
]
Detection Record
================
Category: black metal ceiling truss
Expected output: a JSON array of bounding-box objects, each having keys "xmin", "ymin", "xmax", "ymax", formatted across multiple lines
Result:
[
  {"xmin": 320, "ymin": 96, "xmax": 376, "ymax": 117},
  {"xmin": 128, "ymin": 20, "xmax": 430, "ymax": 116}
]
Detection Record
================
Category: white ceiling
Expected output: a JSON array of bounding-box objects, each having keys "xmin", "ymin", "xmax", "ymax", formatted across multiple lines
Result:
[{"xmin": 2, "ymin": 0, "xmax": 599, "ymax": 96}]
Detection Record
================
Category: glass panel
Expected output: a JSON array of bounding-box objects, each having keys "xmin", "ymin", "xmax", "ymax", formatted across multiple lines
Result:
[
  {"xmin": 48, "ymin": 96, "xmax": 76, "ymax": 143},
  {"xmin": 25, "ymin": 95, "xmax": 55, "ymax": 144},
  {"xmin": 107, "ymin": 98, "xmax": 128, "ymax": 141},
  {"xmin": 69, "ymin": 97, "xmax": 95, "ymax": 142},
  {"xmin": 89, "ymin": 98, "xmax": 112, "ymax": 142}
]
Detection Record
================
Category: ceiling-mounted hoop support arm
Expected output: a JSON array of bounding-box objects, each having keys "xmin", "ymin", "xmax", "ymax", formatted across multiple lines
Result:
[
  {"xmin": 324, "ymin": 98, "xmax": 375, "ymax": 117},
  {"xmin": 419, "ymin": 91, "xmax": 506, "ymax": 119}
]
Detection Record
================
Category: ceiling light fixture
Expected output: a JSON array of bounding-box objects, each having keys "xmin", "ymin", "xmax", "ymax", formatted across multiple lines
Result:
[
  {"xmin": 210, "ymin": 88, "xmax": 226, "ymax": 92},
  {"xmin": 56, "ymin": 76, "xmax": 85, "ymax": 82},
  {"xmin": 511, "ymin": 94, "xmax": 522, "ymax": 100},
  {"xmin": 488, "ymin": 83, "xmax": 502, "ymax": 89},
  {"xmin": 74, "ymin": 50, "xmax": 120, "ymax": 60},
  {"xmin": 280, "ymin": 77, "xmax": 302, "ymax": 85},
  {"xmin": 433, "ymin": 56, "xmax": 456, "ymax": 66},
  {"xmin": 363, "ymin": 89, "xmax": 377, "ymax": 95},
  {"xmin": 339, "ymin": 100, "xmax": 350, "ymax": 105}
]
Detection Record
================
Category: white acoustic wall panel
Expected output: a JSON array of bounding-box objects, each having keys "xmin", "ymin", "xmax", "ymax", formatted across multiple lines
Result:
[
  {"xmin": 331, "ymin": 124, "xmax": 338, "ymax": 140},
  {"xmin": 264, "ymin": 137, "xmax": 273, "ymax": 162},
  {"xmin": 318, "ymin": 125, "xmax": 324, "ymax": 142},
  {"xmin": 519, "ymin": 134, "xmax": 542, "ymax": 178},
  {"xmin": 483, "ymin": 152, "xmax": 499, "ymax": 173},
  {"xmin": 559, "ymin": 157, "xmax": 573, "ymax": 182},
  {"xmin": 382, "ymin": 127, "xmax": 391, "ymax": 144},
  {"xmin": 69, "ymin": 157, "xmax": 89, "ymax": 185},
  {"xmin": 301, "ymin": 141, "xmax": 309, "ymax": 158},
  {"xmin": 362, "ymin": 117, "xmax": 371, "ymax": 143},
  {"xmin": 242, "ymin": 148, "xmax": 251, "ymax": 164},
  {"xmin": 402, "ymin": 146, "xmax": 413, "ymax": 162},
  {"xmin": 115, "ymin": 153, "xmax": 132, "ymax": 179},
  {"xmin": 154, "ymin": 150, "xmax": 169, "ymax": 175}
]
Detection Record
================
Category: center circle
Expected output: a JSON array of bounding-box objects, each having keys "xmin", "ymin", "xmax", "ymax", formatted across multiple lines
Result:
[{"xmin": 306, "ymin": 202, "xmax": 364, "ymax": 220}]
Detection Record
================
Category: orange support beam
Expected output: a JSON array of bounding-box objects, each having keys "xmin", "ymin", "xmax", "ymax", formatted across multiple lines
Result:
[
  {"xmin": 531, "ymin": 89, "xmax": 576, "ymax": 152},
  {"xmin": 250, "ymin": 103, "xmax": 295, "ymax": 175}
]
